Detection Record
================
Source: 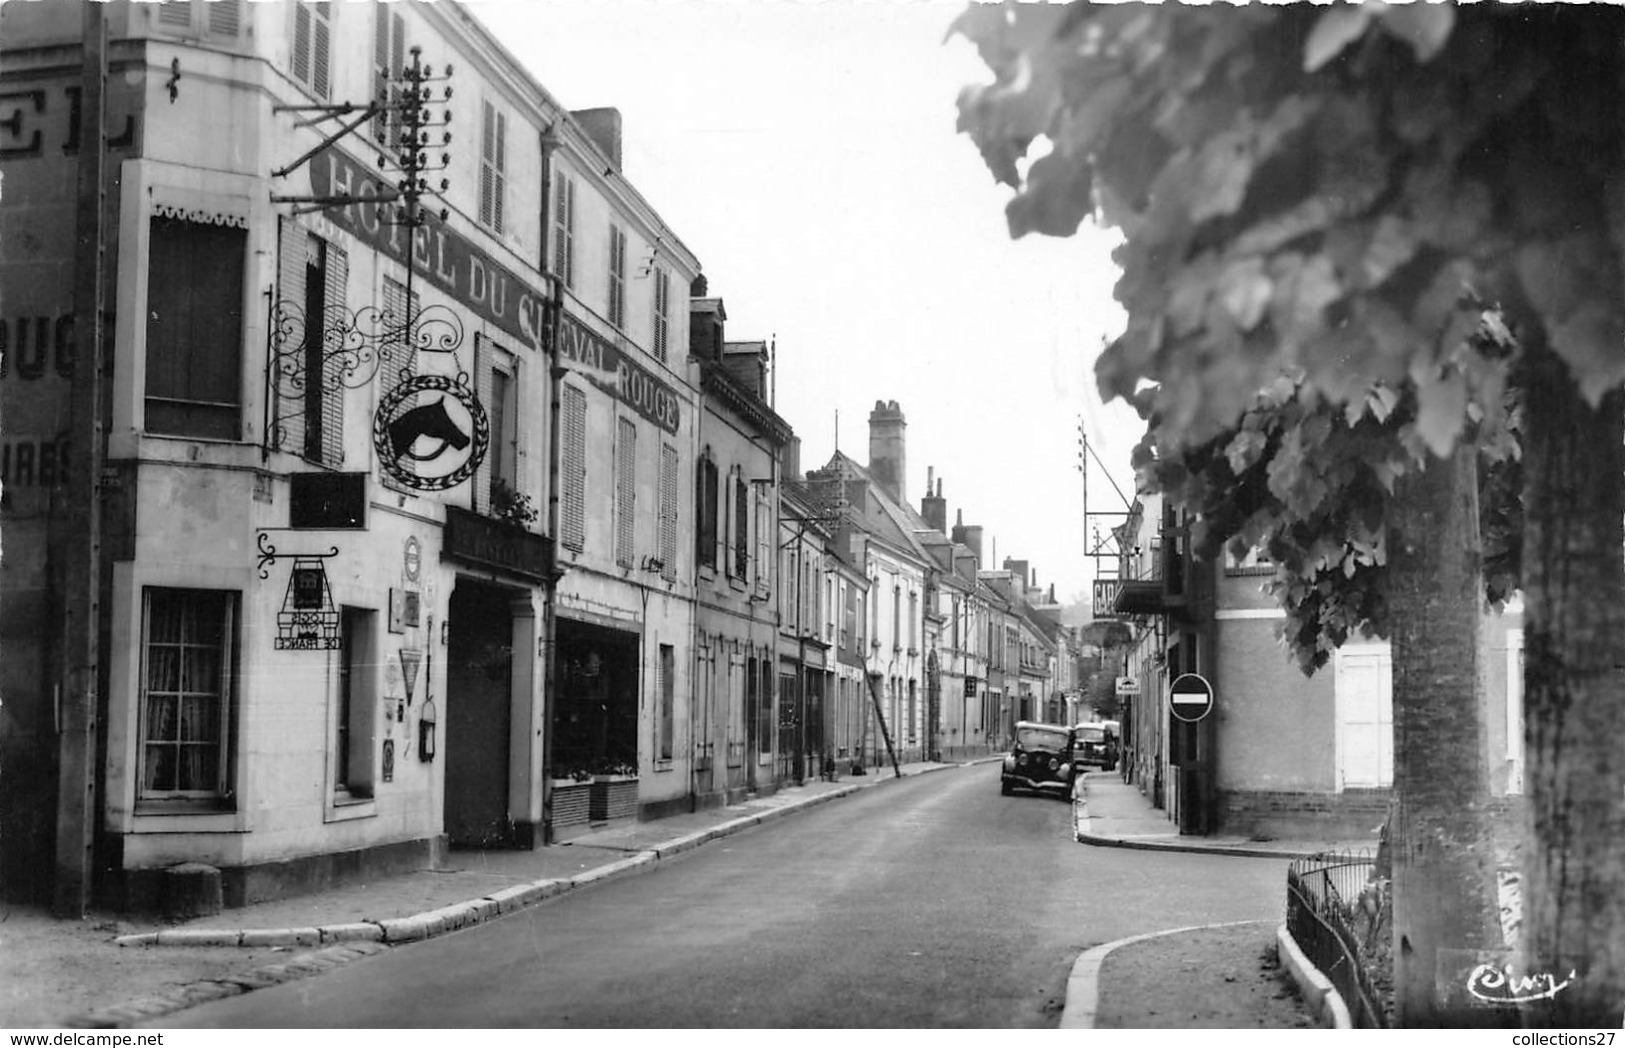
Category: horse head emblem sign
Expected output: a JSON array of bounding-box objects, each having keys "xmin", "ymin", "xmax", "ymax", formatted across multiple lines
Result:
[{"xmin": 373, "ymin": 373, "xmax": 489, "ymax": 491}]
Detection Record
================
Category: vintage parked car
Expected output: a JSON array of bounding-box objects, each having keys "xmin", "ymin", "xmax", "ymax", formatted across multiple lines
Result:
[
  {"xmin": 1071, "ymin": 722, "xmax": 1119, "ymax": 772},
  {"xmin": 1000, "ymin": 721, "xmax": 1077, "ymax": 797}
]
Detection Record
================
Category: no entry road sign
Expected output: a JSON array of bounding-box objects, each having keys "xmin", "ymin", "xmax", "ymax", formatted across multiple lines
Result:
[{"xmin": 1169, "ymin": 672, "xmax": 1214, "ymax": 723}]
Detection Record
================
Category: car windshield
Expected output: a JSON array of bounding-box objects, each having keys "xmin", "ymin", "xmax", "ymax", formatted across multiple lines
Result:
[
  {"xmin": 1075, "ymin": 727, "xmax": 1105, "ymax": 743},
  {"xmin": 1016, "ymin": 726, "xmax": 1069, "ymax": 751}
]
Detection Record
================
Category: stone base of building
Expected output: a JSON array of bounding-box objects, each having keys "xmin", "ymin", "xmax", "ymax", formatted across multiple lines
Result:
[
  {"xmin": 114, "ymin": 834, "xmax": 446, "ymax": 914},
  {"xmin": 1216, "ymin": 787, "xmax": 1391, "ymax": 843},
  {"xmin": 638, "ymin": 793, "xmax": 692, "ymax": 822}
]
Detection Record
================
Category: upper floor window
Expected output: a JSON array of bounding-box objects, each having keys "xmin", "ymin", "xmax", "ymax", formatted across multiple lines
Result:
[
  {"xmin": 291, "ymin": 2, "xmax": 332, "ymax": 99},
  {"xmin": 608, "ymin": 224, "xmax": 628, "ymax": 329},
  {"xmin": 696, "ymin": 455, "xmax": 719, "ymax": 570},
  {"xmin": 553, "ymin": 175, "xmax": 576, "ymax": 289},
  {"xmin": 479, "ymin": 99, "xmax": 507, "ymax": 234},
  {"xmin": 615, "ymin": 417, "xmax": 636, "ymax": 568},
  {"xmin": 732, "ymin": 475, "xmax": 749, "ymax": 579},
  {"xmin": 652, "ymin": 266, "xmax": 670, "ymax": 362},
  {"xmin": 156, "ymin": 0, "xmax": 244, "ymax": 38},
  {"xmin": 146, "ymin": 214, "xmax": 246, "ymax": 440},
  {"xmin": 372, "ymin": 2, "xmax": 407, "ymax": 153},
  {"xmin": 659, "ymin": 444, "xmax": 679, "ymax": 580},
  {"xmin": 560, "ymin": 383, "xmax": 587, "ymax": 550}
]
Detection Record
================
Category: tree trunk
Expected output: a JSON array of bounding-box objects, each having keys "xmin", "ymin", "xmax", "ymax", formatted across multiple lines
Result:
[
  {"xmin": 1519, "ymin": 336, "xmax": 1625, "ymax": 1026},
  {"xmin": 1387, "ymin": 439, "xmax": 1502, "ymax": 1026}
]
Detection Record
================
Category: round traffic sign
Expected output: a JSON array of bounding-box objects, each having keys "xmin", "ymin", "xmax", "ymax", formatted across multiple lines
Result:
[{"xmin": 1169, "ymin": 672, "xmax": 1214, "ymax": 723}]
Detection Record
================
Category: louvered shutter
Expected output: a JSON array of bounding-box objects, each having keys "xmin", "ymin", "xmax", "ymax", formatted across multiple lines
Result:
[
  {"xmin": 207, "ymin": 0, "xmax": 241, "ymax": 37},
  {"xmin": 159, "ymin": 1, "xmax": 192, "ymax": 28},
  {"xmin": 319, "ymin": 242, "xmax": 348, "ymax": 467},
  {"xmin": 561, "ymin": 384, "xmax": 587, "ymax": 550},
  {"xmin": 494, "ymin": 111, "xmax": 506, "ymax": 234},
  {"xmin": 653, "ymin": 268, "xmax": 669, "ymax": 360},
  {"xmin": 554, "ymin": 177, "xmax": 574, "ymax": 288},
  {"xmin": 480, "ymin": 102, "xmax": 495, "ymax": 229},
  {"xmin": 734, "ymin": 477, "xmax": 749, "ymax": 578},
  {"xmin": 615, "ymin": 418, "xmax": 636, "ymax": 567},
  {"xmin": 292, "ymin": 4, "xmax": 311, "ymax": 85},
  {"xmin": 311, "ymin": 6, "xmax": 331, "ymax": 98},
  {"xmin": 659, "ymin": 444, "xmax": 678, "ymax": 579},
  {"xmin": 373, "ymin": 6, "xmax": 389, "ymax": 144},
  {"xmin": 275, "ymin": 217, "xmax": 309, "ymax": 454}
]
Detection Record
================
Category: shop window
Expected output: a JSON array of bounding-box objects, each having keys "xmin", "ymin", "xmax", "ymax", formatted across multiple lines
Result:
[
  {"xmin": 335, "ymin": 607, "xmax": 377, "ymax": 798},
  {"xmin": 480, "ymin": 98, "xmax": 507, "ymax": 234},
  {"xmin": 560, "ymin": 384, "xmax": 587, "ymax": 550},
  {"xmin": 146, "ymin": 215, "xmax": 246, "ymax": 440},
  {"xmin": 291, "ymin": 1, "xmax": 332, "ymax": 99},
  {"xmin": 659, "ymin": 444, "xmax": 678, "ymax": 579},
  {"xmin": 138, "ymin": 588, "xmax": 236, "ymax": 805},
  {"xmin": 553, "ymin": 175, "xmax": 576, "ymax": 290},
  {"xmin": 615, "ymin": 417, "xmax": 636, "ymax": 567},
  {"xmin": 658, "ymin": 643, "xmax": 675, "ymax": 762},
  {"xmin": 608, "ymin": 224, "xmax": 627, "ymax": 329}
]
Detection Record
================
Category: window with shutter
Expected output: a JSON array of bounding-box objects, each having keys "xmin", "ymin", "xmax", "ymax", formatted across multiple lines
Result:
[
  {"xmin": 373, "ymin": 3, "xmax": 407, "ymax": 151},
  {"xmin": 381, "ymin": 276, "xmax": 417, "ymax": 381},
  {"xmin": 208, "ymin": 0, "xmax": 241, "ymax": 37},
  {"xmin": 659, "ymin": 444, "xmax": 678, "ymax": 579},
  {"xmin": 553, "ymin": 176, "xmax": 575, "ymax": 288},
  {"xmin": 156, "ymin": 0, "xmax": 243, "ymax": 37},
  {"xmin": 652, "ymin": 267, "xmax": 670, "ymax": 362},
  {"xmin": 146, "ymin": 216, "xmax": 246, "ymax": 440},
  {"xmin": 615, "ymin": 417, "xmax": 636, "ymax": 568},
  {"xmin": 480, "ymin": 99, "xmax": 506, "ymax": 234},
  {"xmin": 299, "ymin": 236, "xmax": 348, "ymax": 468},
  {"xmin": 734, "ymin": 476, "xmax": 749, "ymax": 579},
  {"xmin": 658, "ymin": 644, "xmax": 675, "ymax": 761},
  {"xmin": 696, "ymin": 456, "xmax": 717, "ymax": 570},
  {"xmin": 608, "ymin": 224, "xmax": 627, "ymax": 329},
  {"xmin": 561, "ymin": 384, "xmax": 587, "ymax": 550},
  {"xmin": 292, "ymin": 3, "xmax": 332, "ymax": 99}
]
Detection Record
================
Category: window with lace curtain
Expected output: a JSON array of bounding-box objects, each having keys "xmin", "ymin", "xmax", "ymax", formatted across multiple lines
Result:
[{"xmin": 138, "ymin": 589, "xmax": 236, "ymax": 805}]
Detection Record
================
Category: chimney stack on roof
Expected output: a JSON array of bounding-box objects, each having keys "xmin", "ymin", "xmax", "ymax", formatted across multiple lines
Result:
[
  {"xmin": 571, "ymin": 107, "xmax": 623, "ymax": 169},
  {"xmin": 921, "ymin": 469, "xmax": 947, "ymax": 534},
  {"xmin": 868, "ymin": 400, "xmax": 907, "ymax": 504}
]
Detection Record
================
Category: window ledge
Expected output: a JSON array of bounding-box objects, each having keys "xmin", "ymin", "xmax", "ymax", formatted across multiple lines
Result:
[
  {"xmin": 653, "ymin": 760, "xmax": 675, "ymax": 773},
  {"xmin": 129, "ymin": 809, "xmax": 247, "ymax": 834},
  {"xmin": 324, "ymin": 795, "xmax": 377, "ymax": 824}
]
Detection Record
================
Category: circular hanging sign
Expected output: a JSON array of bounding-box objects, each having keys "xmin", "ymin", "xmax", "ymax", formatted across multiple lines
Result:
[
  {"xmin": 373, "ymin": 372, "xmax": 489, "ymax": 491},
  {"xmin": 1169, "ymin": 672, "xmax": 1215, "ymax": 723},
  {"xmin": 403, "ymin": 536, "xmax": 422, "ymax": 583}
]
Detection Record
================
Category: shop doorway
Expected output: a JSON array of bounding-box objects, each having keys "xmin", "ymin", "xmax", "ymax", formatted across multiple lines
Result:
[{"xmin": 445, "ymin": 580, "xmax": 515, "ymax": 847}]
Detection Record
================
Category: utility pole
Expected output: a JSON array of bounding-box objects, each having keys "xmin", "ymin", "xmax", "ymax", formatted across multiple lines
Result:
[{"xmin": 56, "ymin": 0, "xmax": 108, "ymax": 916}]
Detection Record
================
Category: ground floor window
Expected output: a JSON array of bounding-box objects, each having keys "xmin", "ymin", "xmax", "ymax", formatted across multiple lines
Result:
[{"xmin": 139, "ymin": 588, "xmax": 236, "ymax": 802}]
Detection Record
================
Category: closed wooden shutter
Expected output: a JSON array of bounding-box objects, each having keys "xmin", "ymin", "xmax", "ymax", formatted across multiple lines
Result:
[
  {"xmin": 615, "ymin": 417, "xmax": 636, "ymax": 567},
  {"xmin": 561, "ymin": 384, "xmax": 587, "ymax": 550},
  {"xmin": 481, "ymin": 101, "xmax": 506, "ymax": 233},
  {"xmin": 318, "ymin": 242, "xmax": 347, "ymax": 468},
  {"xmin": 207, "ymin": 0, "xmax": 241, "ymax": 37},
  {"xmin": 159, "ymin": 2, "xmax": 192, "ymax": 28},
  {"xmin": 659, "ymin": 444, "xmax": 678, "ymax": 579},
  {"xmin": 145, "ymin": 216, "xmax": 245, "ymax": 440},
  {"xmin": 734, "ymin": 476, "xmax": 749, "ymax": 578},
  {"xmin": 553, "ymin": 177, "xmax": 574, "ymax": 288}
]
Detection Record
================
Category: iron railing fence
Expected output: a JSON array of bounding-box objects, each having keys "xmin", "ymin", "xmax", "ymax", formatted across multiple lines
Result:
[{"xmin": 1286, "ymin": 850, "xmax": 1388, "ymax": 1028}]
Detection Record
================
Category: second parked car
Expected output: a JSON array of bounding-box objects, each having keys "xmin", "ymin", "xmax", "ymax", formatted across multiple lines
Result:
[{"xmin": 1072, "ymin": 722, "xmax": 1119, "ymax": 772}]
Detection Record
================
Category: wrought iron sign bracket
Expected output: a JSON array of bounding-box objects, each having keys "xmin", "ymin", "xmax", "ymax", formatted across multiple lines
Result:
[{"xmin": 256, "ymin": 530, "xmax": 339, "ymax": 580}]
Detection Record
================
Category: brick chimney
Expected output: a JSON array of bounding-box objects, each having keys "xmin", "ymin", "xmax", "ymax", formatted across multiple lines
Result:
[
  {"xmin": 868, "ymin": 400, "xmax": 906, "ymax": 504},
  {"xmin": 690, "ymin": 296, "xmax": 725, "ymax": 363},
  {"xmin": 571, "ymin": 107, "xmax": 622, "ymax": 169},
  {"xmin": 921, "ymin": 468, "xmax": 946, "ymax": 534}
]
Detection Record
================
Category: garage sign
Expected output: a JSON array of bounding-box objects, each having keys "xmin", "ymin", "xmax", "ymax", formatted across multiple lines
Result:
[{"xmin": 1114, "ymin": 676, "xmax": 1140, "ymax": 698}]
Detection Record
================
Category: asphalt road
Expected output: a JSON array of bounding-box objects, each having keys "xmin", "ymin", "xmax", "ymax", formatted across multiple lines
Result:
[{"xmin": 160, "ymin": 766, "xmax": 1289, "ymax": 1028}]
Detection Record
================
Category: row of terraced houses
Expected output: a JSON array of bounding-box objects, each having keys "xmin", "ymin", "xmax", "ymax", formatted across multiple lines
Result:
[{"xmin": 0, "ymin": 0, "xmax": 1082, "ymax": 912}]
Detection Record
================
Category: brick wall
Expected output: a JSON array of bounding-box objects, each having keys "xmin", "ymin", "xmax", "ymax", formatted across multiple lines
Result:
[{"xmin": 1217, "ymin": 787, "xmax": 1390, "ymax": 842}]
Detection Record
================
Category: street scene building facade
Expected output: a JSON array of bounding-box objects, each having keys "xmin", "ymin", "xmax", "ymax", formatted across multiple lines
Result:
[{"xmin": 0, "ymin": 1, "xmax": 1079, "ymax": 911}]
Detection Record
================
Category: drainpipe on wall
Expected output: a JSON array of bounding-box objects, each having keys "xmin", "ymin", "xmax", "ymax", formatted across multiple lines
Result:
[
  {"xmin": 56, "ymin": 1, "xmax": 107, "ymax": 916},
  {"xmin": 538, "ymin": 122, "xmax": 562, "ymax": 843}
]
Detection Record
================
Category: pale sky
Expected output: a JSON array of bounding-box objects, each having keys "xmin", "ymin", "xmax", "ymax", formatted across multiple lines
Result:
[{"xmin": 466, "ymin": 0, "xmax": 1145, "ymax": 603}]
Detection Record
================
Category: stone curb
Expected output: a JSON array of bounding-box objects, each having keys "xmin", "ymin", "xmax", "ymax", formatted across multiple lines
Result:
[
  {"xmin": 1072, "ymin": 787, "xmax": 1336, "ymax": 861},
  {"xmin": 65, "ymin": 941, "xmax": 389, "ymax": 1028},
  {"xmin": 1058, "ymin": 919, "xmax": 1276, "ymax": 1029},
  {"xmin": 1275, "ymin": 923, "xmax": 1353, "ymax": 1029}
]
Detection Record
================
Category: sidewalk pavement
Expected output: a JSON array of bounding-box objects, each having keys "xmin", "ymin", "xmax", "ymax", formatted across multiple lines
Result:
[
  {"xmin": 5, "ymin": 759, "xmax": 974, "ymax": 1029},
  {"xmin": 1069, "ymin": 770, "xmax": 1376, "ymax": 1029},
  {"xmin": 1074, "ymin": 771, "xmax": 1378, "ymax": 859}
]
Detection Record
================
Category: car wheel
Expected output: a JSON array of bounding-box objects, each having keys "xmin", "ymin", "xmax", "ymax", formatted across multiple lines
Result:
[{"xmin": 1001, "ymin": 778, "xmax": 1013, "ymax": 796}]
